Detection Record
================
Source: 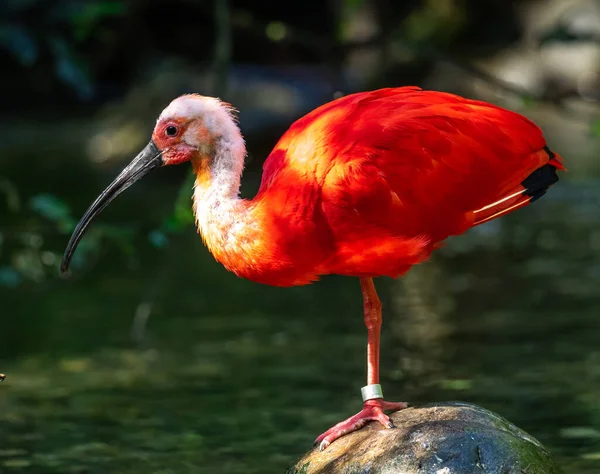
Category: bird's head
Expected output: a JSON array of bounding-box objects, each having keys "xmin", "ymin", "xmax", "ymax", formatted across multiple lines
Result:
[
  {"xmin": 153, "ymin": 94, "xmax": 240, "ymax": 166},
  {"xmin": 61, "ymin": 94, "xmax": 241, "ymax": 274}
]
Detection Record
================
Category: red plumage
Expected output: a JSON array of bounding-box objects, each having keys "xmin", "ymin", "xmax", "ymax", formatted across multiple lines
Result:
[{"xmin": 245, "ymin": 87, "xmax": 563, "ymax": 286}]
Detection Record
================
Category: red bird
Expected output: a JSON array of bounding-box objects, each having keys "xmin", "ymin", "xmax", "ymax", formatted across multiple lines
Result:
[{"xmin": 62, "ymin": 87, "xmax": 564, "ymax": 449}]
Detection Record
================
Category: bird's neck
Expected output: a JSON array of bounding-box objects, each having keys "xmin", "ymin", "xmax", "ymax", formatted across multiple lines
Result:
[{"xmin": 191, "ymin": 131, "xmax": 260, "ymax": 275}]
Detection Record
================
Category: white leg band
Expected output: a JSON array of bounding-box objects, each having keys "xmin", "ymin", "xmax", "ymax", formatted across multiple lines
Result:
[{"xmin": 361, "ymin": 384, "xmax": 383, "ymax": 401}]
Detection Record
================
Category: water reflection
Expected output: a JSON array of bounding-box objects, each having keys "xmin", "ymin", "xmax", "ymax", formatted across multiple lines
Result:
[{"xmin": 385, "ymin": 258, "xmax": 454, "ymax": 395}]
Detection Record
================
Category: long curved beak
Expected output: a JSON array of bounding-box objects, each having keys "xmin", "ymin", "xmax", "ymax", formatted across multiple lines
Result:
[{"xmin": 61, "ymin": 140, "xmax": 163, "ymax": 273}]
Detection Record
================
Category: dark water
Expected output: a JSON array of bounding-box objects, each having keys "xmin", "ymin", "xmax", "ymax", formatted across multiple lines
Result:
[{"xmin": 1, "ymin": 156, "xmax": 599, "ymax": 473}]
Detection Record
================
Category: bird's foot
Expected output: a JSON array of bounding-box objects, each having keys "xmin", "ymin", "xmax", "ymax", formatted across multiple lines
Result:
[{"xmin": 315, "ymin": 398, "xmax": 408, "ymax": 451}]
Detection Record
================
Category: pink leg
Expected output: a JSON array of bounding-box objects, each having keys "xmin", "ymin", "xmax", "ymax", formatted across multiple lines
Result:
[{"xmin": 315, "ymin": 278, "xmax": 408, "ymax": 450}]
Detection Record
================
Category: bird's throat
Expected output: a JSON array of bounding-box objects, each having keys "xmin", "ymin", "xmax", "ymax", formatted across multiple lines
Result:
[
  {"xmin": 191, "ymin": 146, "xmax": 263, "ymax": 279},
  {"xmin": 192, "ymin": 157, "xmax": 213, "ymax": 189}
]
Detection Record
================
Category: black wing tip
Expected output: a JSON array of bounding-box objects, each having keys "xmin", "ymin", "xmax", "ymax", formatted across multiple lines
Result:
[
  {"xmin": 543, "ymin": 145, "xmax": 556, "ymax": 160},
  {"xmin": 521, "ymin": 154, "xmax": 560, "ymax": 203}
]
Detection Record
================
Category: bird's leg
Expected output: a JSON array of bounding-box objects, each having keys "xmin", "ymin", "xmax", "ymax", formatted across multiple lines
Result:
[
  {"xmin": 363, "ymin": 276, "xmax": 382, "ymax": 387},
  {"xmin": 315, "ymin": 277, "xmax": 407, "ymax": 450}
]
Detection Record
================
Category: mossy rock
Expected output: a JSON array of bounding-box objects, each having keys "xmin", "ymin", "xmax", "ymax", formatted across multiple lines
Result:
[{"xmin": 288, "ymin": 402, "xmax": 563, "ymax": 474}]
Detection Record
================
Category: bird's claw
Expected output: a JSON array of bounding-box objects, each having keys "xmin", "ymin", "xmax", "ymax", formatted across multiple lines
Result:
[{"xmin": 314, "ymin": 398, "xmax": 407, "ymax": 450}]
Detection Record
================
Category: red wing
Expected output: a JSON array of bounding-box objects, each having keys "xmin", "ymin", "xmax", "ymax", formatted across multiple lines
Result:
[
  {"xmin": 264, "ymin": 87, "xmax": 560, "ymax": 233},
  {"xmin": 256, "ymin": 87, "xmax": 564, "ymax": 277},
  {"xmin": 258, "ymin": 88, "xmax": 424, "ymax": 194}
]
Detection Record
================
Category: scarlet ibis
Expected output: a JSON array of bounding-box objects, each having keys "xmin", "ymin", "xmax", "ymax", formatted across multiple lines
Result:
[{"xmin": 61, "ymin": 87, "xmax": 564, "ymax": 449}]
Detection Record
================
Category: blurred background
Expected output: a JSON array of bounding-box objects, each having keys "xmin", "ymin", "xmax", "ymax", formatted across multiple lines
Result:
[{"xmin": 1, "ymin": 0, "xmax": 600, "ymax": 472}]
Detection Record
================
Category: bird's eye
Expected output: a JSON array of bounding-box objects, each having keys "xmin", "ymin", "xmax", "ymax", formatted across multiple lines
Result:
[{"xmin": 165, "ymin": 125, "xmax": 178, "ymax": 137}]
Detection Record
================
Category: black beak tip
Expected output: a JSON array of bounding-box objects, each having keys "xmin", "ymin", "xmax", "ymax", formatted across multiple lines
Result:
[{"xmin": 60, "ymin": 257, "xmax": 72, "ymax": 276}]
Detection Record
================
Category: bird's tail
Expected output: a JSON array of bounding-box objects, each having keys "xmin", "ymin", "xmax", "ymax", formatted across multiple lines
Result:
[{"xmin": 473, "ymin": 147, "xmax": 565, "ymax": 226}]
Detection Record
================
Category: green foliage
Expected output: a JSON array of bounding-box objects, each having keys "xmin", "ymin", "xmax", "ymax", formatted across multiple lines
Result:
[
  {"xmin": 30, "ymin": 193, "xmax": 75, "ymax": 233},
  {"xmin": 0, "ymin": 188, "xmax": 140, "ymax": 287},
  {"xmin": 147, "ymin": 172, "xmax": 196, "ymax": 251},
  {"xmin": 440, "ymin": 378, "xmax": 472, "ymax": 391},
  {"xmin": 590, "ymin": 118, "xmax": 600, "ymax": 139},
  {"xmin": 163, "ymin": 171, "xmax": 197, "ymax": 233},
  {"xmin": 0, "ymin": 0, "xmax": 125, "ymax": 99},
  {"xmin": 68, "ymin": 1, "xmax": 126, "ymax": 41},
  {"xmin": 49, "ymin": 36, "xmax": 94, "ymax": 101},
  {"xmin": 0, "ymin": 24, "xmax": 37, "ymax": 66},
  {"xmin": 539, "ymin": 24, "xmax": 600, "ymax": 46},
  {"xmin": 148, "ymin": 229, "xmax": 169, "ymax": 249},
  {"xmin": 0, "ymin": 266, "xmax": 22, "ymax": 288},
  {"xmin": 337, "ymin": 0, "xmax": 365, "ymax": 41},
  {"xmin": 265, "ymin": 21, "xmax": 287, "ymax": 42},
  {"xmin": 0, "ymin": 178, "xmax": 20, "ymax": 212},
  {"xmin": 403, "ymin": 0, "xmax": 465, "ymax": 46},
  {"xmin": 164, "ymin": 202, "xmax": 195, "ymax": 233},
  {"xmin": 521, "ymin": 94, "xmax": 538, "ymax": 109}
]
